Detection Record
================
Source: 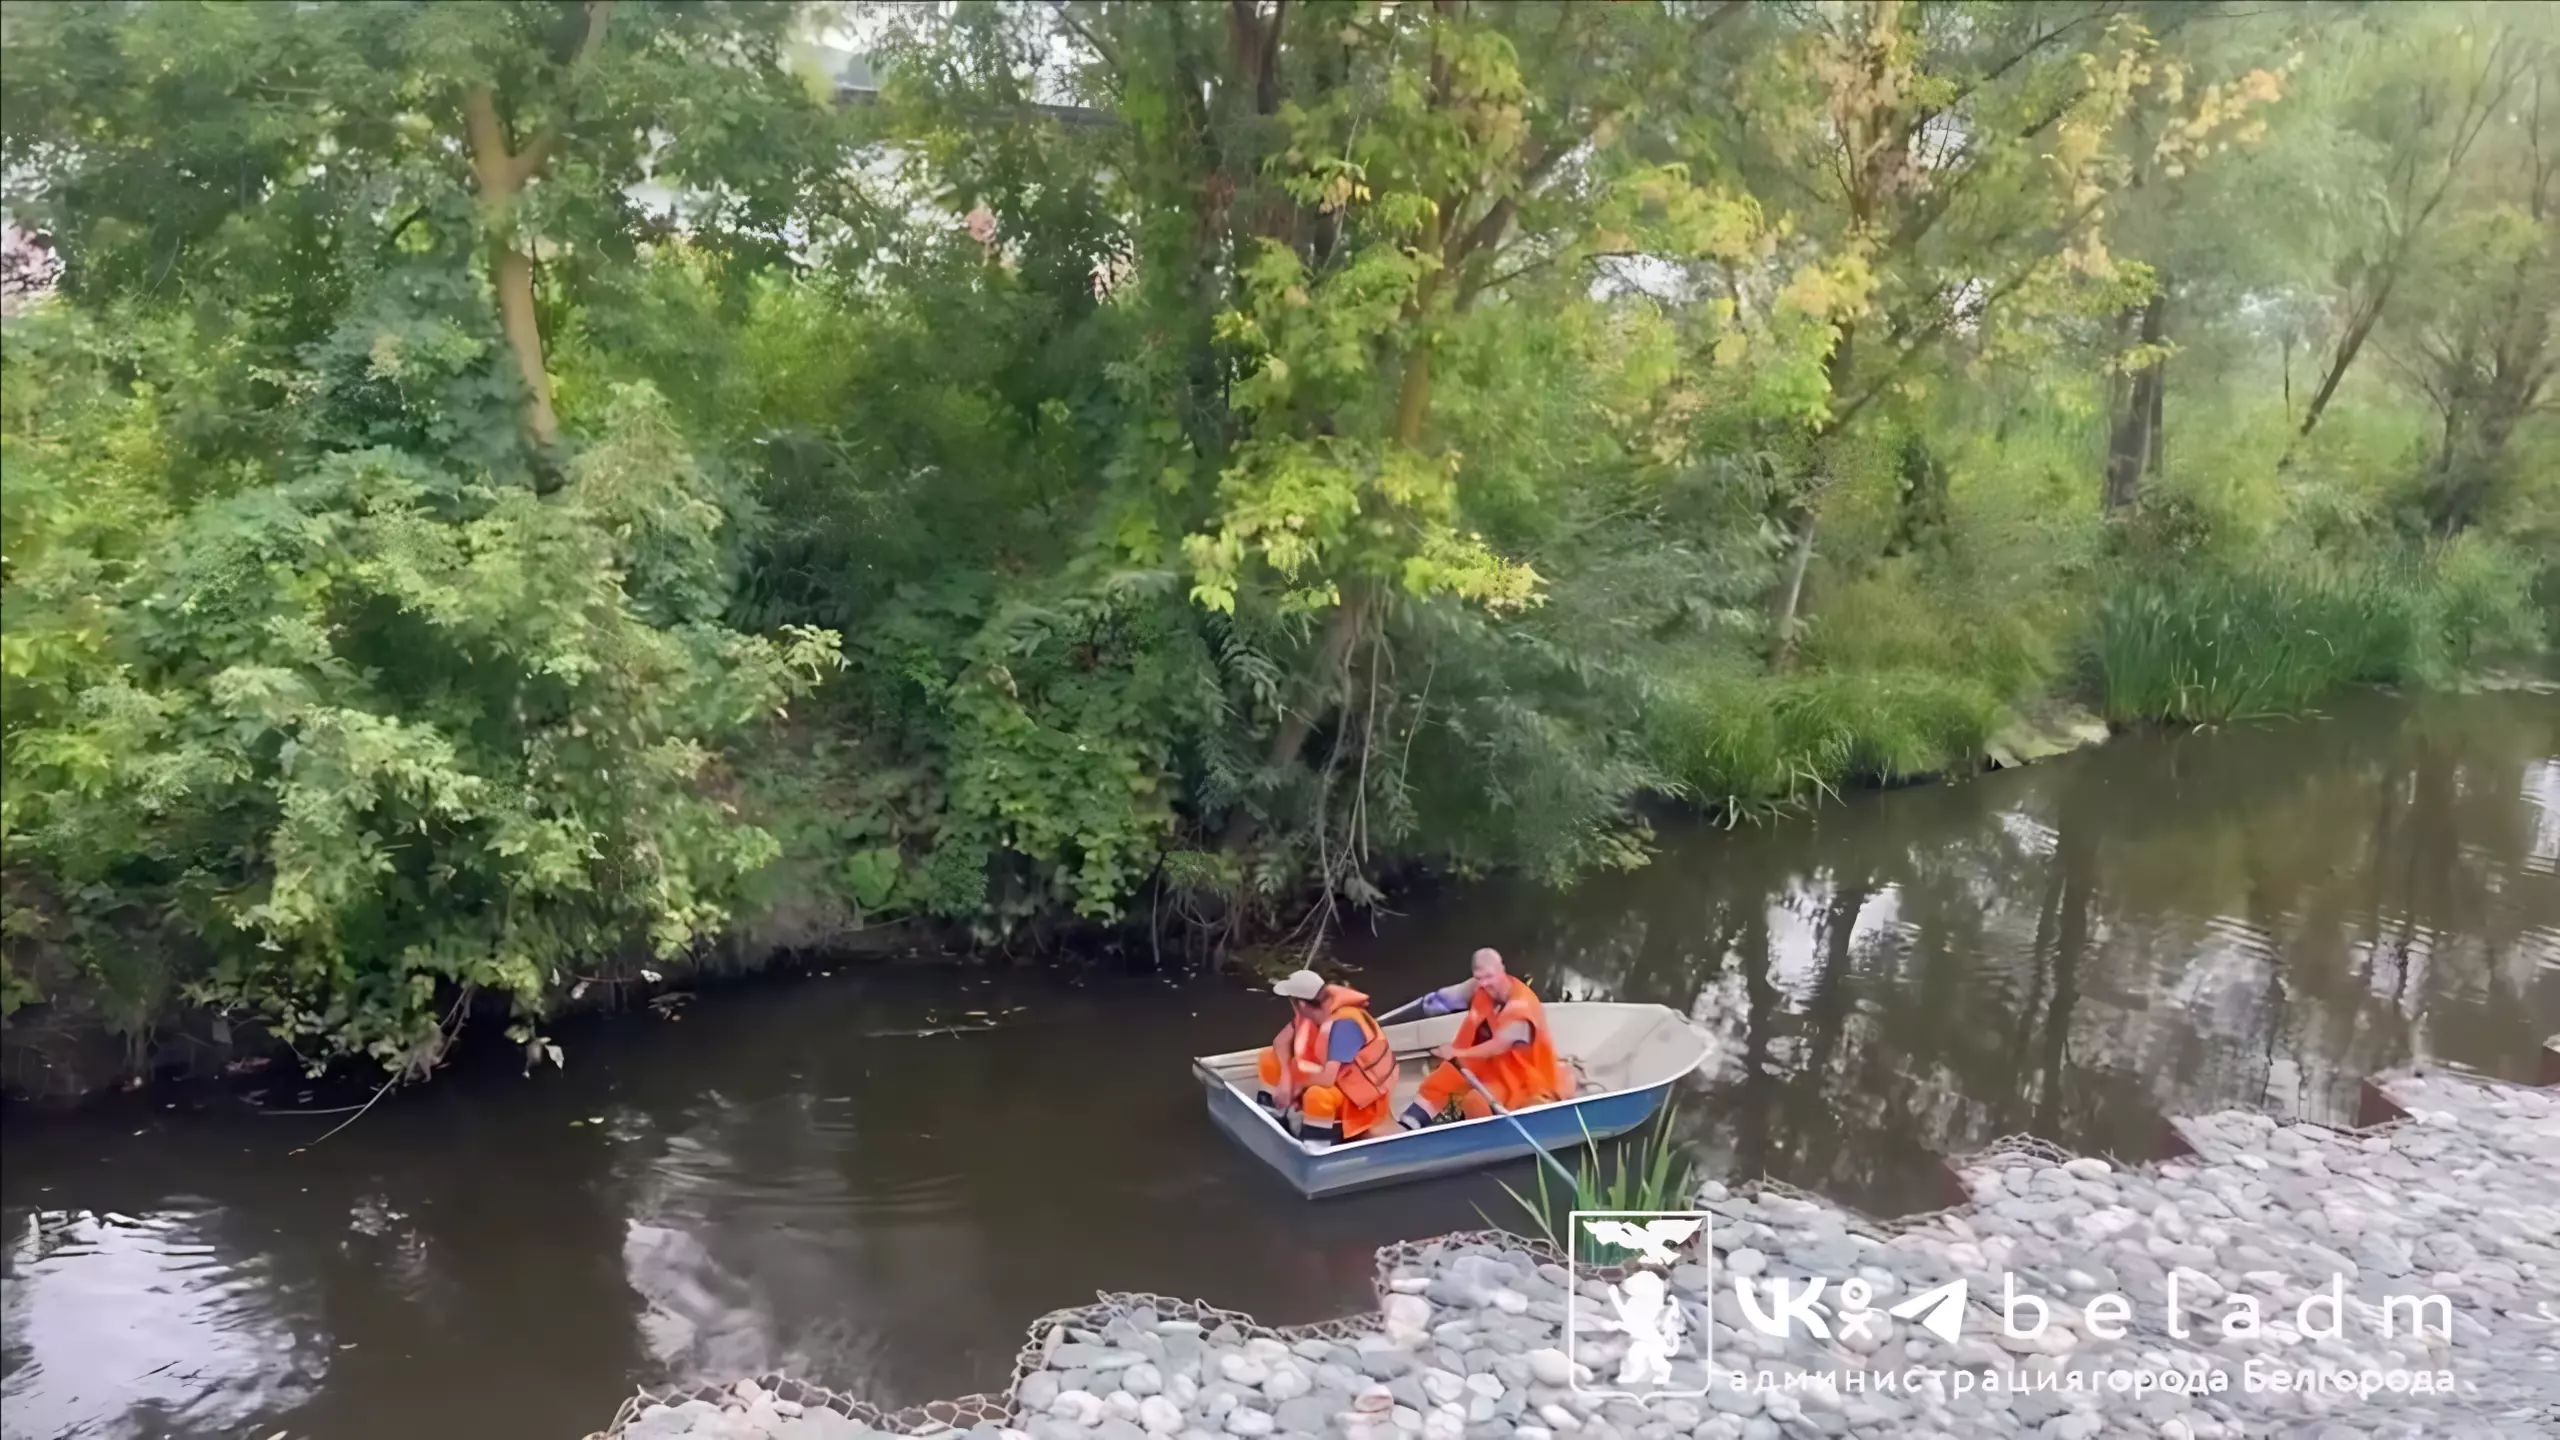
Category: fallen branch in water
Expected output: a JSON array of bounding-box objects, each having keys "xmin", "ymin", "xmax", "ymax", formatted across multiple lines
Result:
[{"xmin": 290, "ymin": 986, "xmax": 471, "ymax": 1151}]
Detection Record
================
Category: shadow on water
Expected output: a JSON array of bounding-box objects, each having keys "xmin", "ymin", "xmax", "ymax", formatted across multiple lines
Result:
[{"xmin": 4, "ymin": 689, "xmax": 2555, "ymax": 1440}]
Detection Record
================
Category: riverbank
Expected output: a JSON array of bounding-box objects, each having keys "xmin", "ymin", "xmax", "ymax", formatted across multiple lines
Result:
[
  {"xmin": 594, "ymin": 1064, "xmax": 2560, "ymax": 1440},
  {"xmin": 0, "ymin": 697, "xmax": 2122, "ymax": 1104}
]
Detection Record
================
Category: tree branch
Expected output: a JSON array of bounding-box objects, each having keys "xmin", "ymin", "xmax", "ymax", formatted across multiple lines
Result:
[
  {"xmin": 1050, "ymin": 2, "xmax": 1126, "ymax": 80},
  {"xmin": 508, "ymin": 0, "xmax": 616, "ymax": 186}
]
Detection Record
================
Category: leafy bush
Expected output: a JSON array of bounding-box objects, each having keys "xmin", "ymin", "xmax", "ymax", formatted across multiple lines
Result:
[
  {"xmin": 2, "ymin": 379, "xmax": 840, "ymax": 1065},
  {"xmin": 2089, "ymin": 541, "xmax": 2539, "ymax": 725},
  {"xmin": 1646, "ymin": 665, "xmax": 2002, "ymax": 819}
]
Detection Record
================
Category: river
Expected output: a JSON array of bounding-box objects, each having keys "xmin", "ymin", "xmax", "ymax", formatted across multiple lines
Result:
[{"xmin": 5, "ymin": 690, "xmax": 2556, "ymax": 1440}]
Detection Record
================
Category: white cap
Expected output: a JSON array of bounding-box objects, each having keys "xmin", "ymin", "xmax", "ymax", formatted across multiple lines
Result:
[{"xmin": 1272, "ymin": 969, "xmax": 1325, "ymax": 1001}]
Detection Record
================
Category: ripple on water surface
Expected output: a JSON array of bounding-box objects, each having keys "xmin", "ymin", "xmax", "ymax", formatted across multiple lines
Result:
[{"xmin": 1, "ymin": 1208, "xmax": 322, "ymax": 1440}]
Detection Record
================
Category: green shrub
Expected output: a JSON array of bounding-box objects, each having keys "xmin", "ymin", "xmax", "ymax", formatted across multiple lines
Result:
[
  {"xmin": 1646, "ymin": 665, "xmax": 2002, "ymax": 819},
  {"xmin": 2089, "ymin": 541, "xmax": 2539, "ymax": 725},
  {"xmin": 1485, "ymin": 1104, "xmax": 1699, "ymax": 1265},
  {"xmin": 1803, "ymin": 563, "xmax": 2073, "ymax": 704}
]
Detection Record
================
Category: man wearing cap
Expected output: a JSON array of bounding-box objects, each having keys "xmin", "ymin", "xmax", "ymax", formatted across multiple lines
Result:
[{"xmin": 1257, "ymin": 969, "xmax": 1399, "ymax": 1145}]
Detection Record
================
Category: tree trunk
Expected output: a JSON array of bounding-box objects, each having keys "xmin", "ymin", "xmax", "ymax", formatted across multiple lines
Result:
[
  {"xmin": 2293, "ymin": 302, "xmax": 2383, "ymax": 445},
  {"xmin": 1769, "ymin": 323, "xmax": 1859, "ymax": 668},
  {"xmin": 1769, "ymin": 509, "xmax": 1818, "ymax": 671},
  {"xmin": 2144, "ymin": 328, "xmax": 2166, "ymax": 477},
  {"xmin": 457, "ymin": 2, "xmax": 612, "ymax": 478},
  {"xmin": 1261, "ymin": 196, "xmax": 1444, "ymax": 777},
  {"xmin": 1886, "ymin": 432, "xmax": 1948, "ymax": 555},
  {"xmin": 463, "ymin": 88, "xmax": 565, "ymax": 468},
  {"xmin": 2102, "ymin": 290, "xmax": 2167, "ymax": 512}
]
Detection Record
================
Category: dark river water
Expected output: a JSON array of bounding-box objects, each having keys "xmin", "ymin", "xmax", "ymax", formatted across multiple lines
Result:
[{"xmin": 6, "ymin": 690, "xmax": 2557, "ymax": 1440}]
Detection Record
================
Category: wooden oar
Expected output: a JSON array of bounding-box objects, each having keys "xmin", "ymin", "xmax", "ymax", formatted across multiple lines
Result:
[{"xmin": 1454, "ymin": 1065, "xmax": 1581, "ymax": 1191}]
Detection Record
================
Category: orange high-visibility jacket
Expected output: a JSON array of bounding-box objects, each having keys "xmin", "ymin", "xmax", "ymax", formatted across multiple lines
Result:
[
  {"xmin": 1272, "ymin": 984, "xmax": 1398, "ymax": 1112},
  {"xmin": 1461, "ymin": 978, "xmax": 1561, "ymax": 1106}
]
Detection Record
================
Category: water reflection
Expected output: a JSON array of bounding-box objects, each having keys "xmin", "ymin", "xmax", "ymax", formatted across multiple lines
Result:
[
  {"xmin": 1, "ymin": 1210, "xmax": 322, "ymax": 1439},
  {"xmin": 1360, "ymin": 689, "xmax": 2560, "ymax": 1214},
  {"xmin": 2, "ymin": 690, "xmax": 2553, "ymax": 1440}
]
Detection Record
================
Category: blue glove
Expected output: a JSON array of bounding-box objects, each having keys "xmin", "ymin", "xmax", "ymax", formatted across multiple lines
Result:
[{"xmin": 1421, "ymin": 990, "xmax": 1459, "ymax": 1017}]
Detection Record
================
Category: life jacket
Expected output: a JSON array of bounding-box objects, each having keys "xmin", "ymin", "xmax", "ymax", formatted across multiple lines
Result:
[
  {"xmin": 1272, "ymin": 984, "xmax": 1398, "ymax": 1110},
  {"xmin": 1461, "ymin": 977, "xmax": 1561, "ymax": 1106}
]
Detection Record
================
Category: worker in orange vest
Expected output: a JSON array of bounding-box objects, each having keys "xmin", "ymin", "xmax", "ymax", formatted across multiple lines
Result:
[
  {"xmin": 1257, "ymin": 969, "xmax": 1399, "ymax": 1144},
  {"xmin": 1400, "ymin": 948, "xmax": 1566, "ymax": 1129}
]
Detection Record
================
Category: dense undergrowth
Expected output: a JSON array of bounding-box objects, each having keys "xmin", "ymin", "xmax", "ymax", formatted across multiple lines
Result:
[
  {"xmin": 1, "ymin": 1, "xmax": 2552, "ymax": 1083},
  {"xmin": 2090, "ymin": 542, "xmax": 2543, "ymax": 726}
]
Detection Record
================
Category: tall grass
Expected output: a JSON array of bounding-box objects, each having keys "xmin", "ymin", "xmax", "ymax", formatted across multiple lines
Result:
[
  {"xmin": 2090, "ymin": 540, "xmax": 2540, "ymax": 725},
  {"xmin": 1483, "ymin": 1104, "xmax": 1699, "ymax": 1266},
  {"xmin": 1645, "ymin": 666, "xmax": 2002, "ymax": 820}
]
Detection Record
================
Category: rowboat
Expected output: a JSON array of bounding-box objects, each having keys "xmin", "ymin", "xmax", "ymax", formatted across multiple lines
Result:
[{"xmin": 1192, "ymin": 1001, "xmax": 1714, "ymax": 1198}]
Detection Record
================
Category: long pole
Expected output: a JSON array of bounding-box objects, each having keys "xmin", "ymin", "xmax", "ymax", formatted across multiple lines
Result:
[
  {"xmin": 1456, "ymin": 1066, "xmax": 1580, "ymax": 1191},
  {"xmin": 1374, "ymin": 992, "xmax": 1436, "ymax": 1024}
]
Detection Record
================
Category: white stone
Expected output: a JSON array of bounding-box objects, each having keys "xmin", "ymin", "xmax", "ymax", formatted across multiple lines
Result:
[
  {"xmin": 1490, "ymin": 1288, "xmax": 1530, "ymax": 1314},
  {"xmin": 1224, "ymin": 1407, "xmax": 1275, "ymax": 1438},
  {"xmin": 1263, "ymin": 1366, "xmax": 1311, "ymax": 1402},
  {"xmin": 1464, "ymin": 1373, "xmax": 1503, "ymax": 1400},
  {"xmin": 1724, "ymin": 1248, "xmax": 1766, "ymax": 1277},
  {"xmin": 1390, "ymin": 1277, "xmax": 1433, "ymax": 1294},
  {"xmin": 1526, "ymin": 1349, "xmax": 1573, "ymax": 1388},
  {"xmin": 1421, "ymin": 1368, "xmax": 1466, "ymax": 1405},
  {"xmin": 1140, "ymin": 1397, "xmax": 1184, "ymax": 1435},
  {"xmin": 1220, "ymin": 1354, "xmax": 1271, "ymax": 1387},
  {"xmin": 1107, "ymin": 1391, "xmax": 1143, "ymax": 1421},
  {"xmin": 1384, "ymin": 1294, "xmax": 1434, "ymax": 1345},
  {"xmin": 1423, "ymin": 1403, "xmax": 1466, "ymax": 1440},
  {"xmin": 1538, "ymin": 1403, "xmax": 1583, "ymax": 1432}
]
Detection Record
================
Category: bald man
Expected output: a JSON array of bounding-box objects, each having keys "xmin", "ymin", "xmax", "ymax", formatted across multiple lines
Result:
[{"xmin": 1399, "ymin": 948, "xmax": 1565, "ymax": 1129}]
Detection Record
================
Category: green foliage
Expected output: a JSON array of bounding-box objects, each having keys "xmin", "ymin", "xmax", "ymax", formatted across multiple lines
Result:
[
  {"xmin": 2090, "ymin": 541, "xmax": 2540, "ymax": 725},
  {"xmin": 3, "ymin": 362, "xmax": 839, "ymax": 1064},
  {"xmin": 3, "ymin": 1, "xmax": 2556, "ymax": 1080},
  {"xmin": 1647, "ymin": 667, "xmax": 2003, "ymax": 821},
  {"xmin": 1486, "ymin": 1105, "xmax": 1699, "ymax": 1266}
]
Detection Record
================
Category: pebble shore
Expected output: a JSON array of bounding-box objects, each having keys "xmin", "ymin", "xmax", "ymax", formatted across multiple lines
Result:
[{"xmin": 600, "ymin": 1069, "xmax": 2559, "ymax": 1440}]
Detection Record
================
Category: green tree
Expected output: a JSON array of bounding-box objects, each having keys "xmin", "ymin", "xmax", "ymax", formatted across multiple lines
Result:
[{"xmin": 1, "ymin": 2, "xmax": 851, "ymax": 1067}]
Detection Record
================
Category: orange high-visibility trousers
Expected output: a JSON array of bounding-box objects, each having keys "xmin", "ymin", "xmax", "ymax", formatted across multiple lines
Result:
[
  {"xmin": 1415, "ymin": 1059, "xmax": 1500, "ymax": 1120},
  {"xmin": 1257, "ymin": 1048, "xmax": 1380, "ymax": 1140},
  {"xmin": 1415, "ymin": 1057, "xmax": 1559, "ymax": 1120}
]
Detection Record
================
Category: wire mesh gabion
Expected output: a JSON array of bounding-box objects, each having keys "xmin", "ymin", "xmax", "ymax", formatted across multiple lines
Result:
[{"xmin": 590, "ymin": 1230, "xmax": 1566, "ymax": 1439}]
